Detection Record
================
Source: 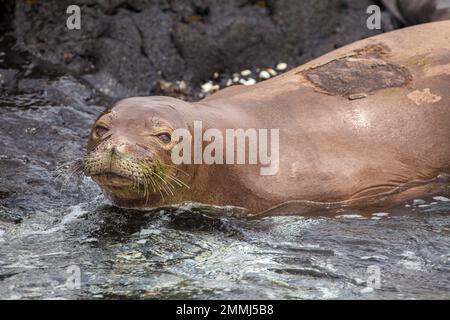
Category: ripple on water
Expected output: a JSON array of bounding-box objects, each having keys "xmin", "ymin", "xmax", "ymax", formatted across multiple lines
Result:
[{"xmin": 0, "ymin": 193, "xmax": 450, "ymax": 299}]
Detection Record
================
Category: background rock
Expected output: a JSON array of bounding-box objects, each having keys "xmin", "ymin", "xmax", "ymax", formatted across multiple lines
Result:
[{"xmin": 7, "ymin": 0, "xmax": 383, "ymax": 100}]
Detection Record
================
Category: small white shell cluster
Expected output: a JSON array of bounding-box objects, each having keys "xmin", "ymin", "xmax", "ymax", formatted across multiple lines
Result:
[{"xmin": 199, "ymin": 62, "xmax": 289, "ymax": 97}]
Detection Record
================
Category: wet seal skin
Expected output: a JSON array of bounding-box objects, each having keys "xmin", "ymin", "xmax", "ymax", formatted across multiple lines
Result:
[{"xmin": 84, "ymin": 21, "xmax": 450, "ymax": 217}]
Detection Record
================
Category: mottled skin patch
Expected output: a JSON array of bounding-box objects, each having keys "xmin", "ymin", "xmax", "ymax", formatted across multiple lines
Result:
[
  {"xmin": 407, "ymin": 88, "xmax": 442, "ymax": 105},
  {"xmin": 302, "ymin": 56, "xmax": 412, "ymax": 97}
]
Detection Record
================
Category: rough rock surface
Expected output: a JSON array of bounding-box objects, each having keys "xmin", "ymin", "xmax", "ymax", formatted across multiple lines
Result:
[{"xmin": 8, "ymin": 0, "xmax": 382, "ymax": 99}]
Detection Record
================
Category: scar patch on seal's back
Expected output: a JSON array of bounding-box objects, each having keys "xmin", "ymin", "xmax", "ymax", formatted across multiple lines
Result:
[
  {"xmin": 301, "ymin": 46, "xmax": 412, "ymax": 96},
  {"xmin": 407, "ymin": 88, "xmax": 442, "ymax": 105}
]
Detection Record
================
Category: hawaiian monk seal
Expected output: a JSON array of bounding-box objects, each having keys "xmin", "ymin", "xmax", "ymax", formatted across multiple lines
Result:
[{"xmin": 84, "ymin": 21, "xmax": 450, "ymax": 217}]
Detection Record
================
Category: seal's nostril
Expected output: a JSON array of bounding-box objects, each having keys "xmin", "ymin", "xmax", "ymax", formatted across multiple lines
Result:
[{"xmin": 111, "ymin": 144, "xmax": 127, "ymax": 156}]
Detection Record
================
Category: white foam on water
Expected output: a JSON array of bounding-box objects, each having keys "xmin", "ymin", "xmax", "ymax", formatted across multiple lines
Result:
[
  {"xmin": 336, "ymin": 214, "xmax": 364, "ymax": 219},
  {"xmin": 413, "ymin": 199, "xmax": 426, "ymax": 206},
  {"xmin": 433, "ymin": 196, "xmax": 450, "ymax": 202},
  {"xmin": 2, "ymin": 262, "xmax": 40, "ymax": 269},
  {"xmin": 360, "ymin": 287, "xmax": 374, "ymax": 294},
  {"xmin": 266, "ymin": 216, "xmax": 321, "ymax": 237},
  {"xmin": 20, "ymin": 205, "xmax": 87, "ymax": 236},
  {"xmin": 398, "ymin": 259, "xmax": 424, "ymax": 271},
  {"xmin": 398, "ymin": 251, "xmax": 426, "ymax": 271},
  {"xmin": 372, "ymin": 212, "xmax": 389, "ymax": 217},
  {"xmin": 140, "ymin": 228, "xmax": 162, "ymax": 236},
  {"xmin": 360, "ymin": 255, "xmax": 388, "ymax": 261},
  {"xmin": 61, "ymin": 205, "xmax": 87, "ymax": 224},
  {"xmin": 318, "ymin": 286, "xmax": 340, "ymax": 299},
  {"xmin": 276, "ymin": 242, "xmax": 320, "ymax": 249},
  {"xmin": 26, "ymin": 251, "xmax": 68, "ymax": 259}
]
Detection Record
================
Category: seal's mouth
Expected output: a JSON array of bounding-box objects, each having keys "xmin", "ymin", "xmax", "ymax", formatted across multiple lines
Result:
[
  {"xmin": 91, "ymin": 172, "xmax": 134, "ymax": 187},
  {"xmin": 84, "ymin": 152, "xmax": 190, "ymax": 204}
]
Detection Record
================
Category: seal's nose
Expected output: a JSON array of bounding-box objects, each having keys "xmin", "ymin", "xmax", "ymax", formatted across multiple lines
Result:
[
  {"xmin": 110, "ymin": 143, "xmax": 154, "ymax": 161},
  {"xmin": 111, "ymin": 144, "xmax": 127, "ymax": 156}
]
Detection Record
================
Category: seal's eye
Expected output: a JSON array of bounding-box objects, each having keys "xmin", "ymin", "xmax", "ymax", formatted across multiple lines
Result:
[
  {"xmin": 93, "ymin": 125, "xmax": 109, "ymax": 139},
  {"xmin": 157, "ymin": 132, "xmax": 171, "ymax": 144}
]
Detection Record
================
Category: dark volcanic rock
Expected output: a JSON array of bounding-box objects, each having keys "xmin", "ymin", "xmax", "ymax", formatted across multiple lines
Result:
[
  {"xmin": 0, "ymin": 68, "xmax": 19, "ymax": 92},
  {"xmin": 0, "ymin": 94, "xmax": 104, "ymax": 222},
  {"xmin": 11, "ymin": 0, "xmax": 381, "ymax": 100},
  {"xmin": 0, "ymin": 0, "xmax": 15, "ymax": 33}
]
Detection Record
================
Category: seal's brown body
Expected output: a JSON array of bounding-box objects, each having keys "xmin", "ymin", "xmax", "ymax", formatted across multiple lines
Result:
[{"xmin": 85, "ymin": 21, "xmax": 450, "ymax": 216}]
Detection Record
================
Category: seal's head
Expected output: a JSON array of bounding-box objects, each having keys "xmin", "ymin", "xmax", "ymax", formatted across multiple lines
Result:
[{"xmin": 84, "ymin": 97, "xmax": 191, "ymax": 208}]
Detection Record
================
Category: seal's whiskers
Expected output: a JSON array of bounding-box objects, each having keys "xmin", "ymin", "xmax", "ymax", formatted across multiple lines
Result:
[{"xmin": 54, "ymin": 158, "xmax": 85, "ymax": 189}]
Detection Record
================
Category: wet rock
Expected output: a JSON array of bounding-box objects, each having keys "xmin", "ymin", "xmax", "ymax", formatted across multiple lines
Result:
[
  {"xmin": 0, "ymin": 68, "xmax": 19, "ymax": 91},
  {"xmin": 0, "ymin": 95, "xmax": 104, "ymax": 222},
  {"xmin": 0, "ymin": 187, "xmax": 15, "ymax": 200},
  {"xmin": 0, "ymin": 206, "xmax": 23, "ymax": 224},
  {"xmin": 116, "ymin": 251, "xmax": 144, "ymax": 261}
]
